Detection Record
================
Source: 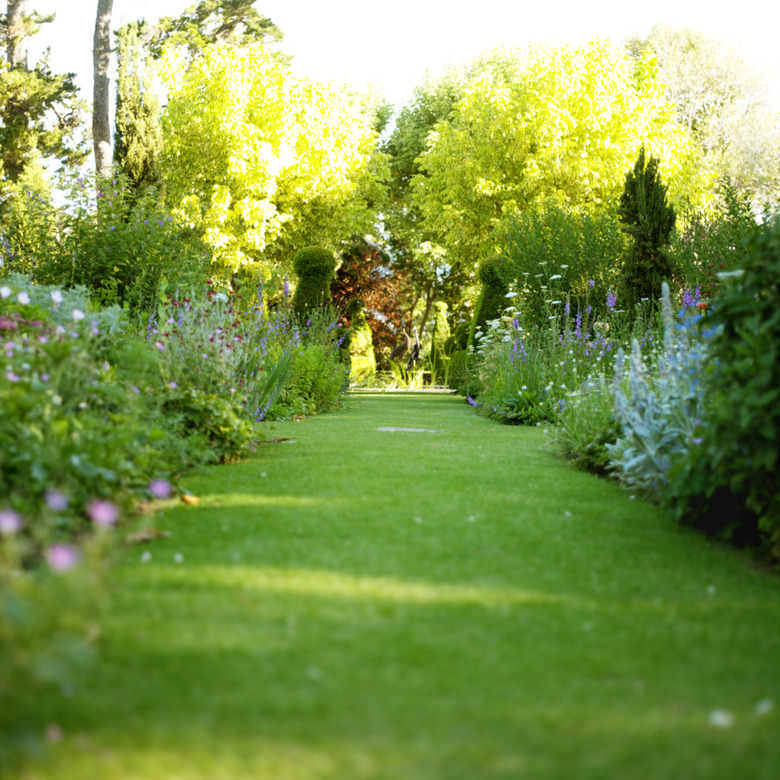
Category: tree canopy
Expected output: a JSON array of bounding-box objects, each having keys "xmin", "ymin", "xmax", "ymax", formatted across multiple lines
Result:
[
  {"xmin": 627, "ymin": 25, "xmax": 780, "ymax": 208},
  {"xmin": 159, "ymin": 43, "xmax": 388, "ymax": 278},
  {"xmin": 410, "ymin": 41, "xmax": 710, "ymax": 282}
]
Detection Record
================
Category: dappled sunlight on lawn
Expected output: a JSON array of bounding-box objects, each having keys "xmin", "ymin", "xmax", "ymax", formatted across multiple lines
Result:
[
  {"xmin": 196, "ymin": 493, "xmax": 340, "ymax": 509},
  {"xmin": 150, "ymin": 564, "xmax": 580, "ymax": 608}
]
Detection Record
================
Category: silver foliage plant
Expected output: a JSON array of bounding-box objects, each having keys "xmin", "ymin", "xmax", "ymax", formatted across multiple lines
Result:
[{"xmin": 606, "ymin": 283, "xmax": 710, "ymax": 499}]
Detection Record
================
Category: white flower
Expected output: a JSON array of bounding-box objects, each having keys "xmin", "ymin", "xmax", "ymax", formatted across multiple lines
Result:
[
  {"xmin": 755, "ymin": 699, "xmax": 773, "ymax": 716},
  {"xmin": 708, "ymin": 710, "xmax": 734, "ymax": 729},
  {"xmin": 505, "ymin": 291, "xmax": 518, "ymax": 298},
  {"xmin": 549, "ymin": 274, "xmax": 562, "ymax": 280},
  {"xmin": 72, "ymin": 309, "xmax": 85, "ymax": 322},
  {"xmin": 0, "ymin": 286, "xmax": 10, "ymax": 299},
  {"xmin": 50, "ymin": 290, "xmax": 63, "ymax": 305},
  {"xmin": 214, "ymin": 292, "xmax": 228, "ymax": 303},
  {"xmin": 17, "ymin": 292, "xmax": 30, "ymax": 305}
]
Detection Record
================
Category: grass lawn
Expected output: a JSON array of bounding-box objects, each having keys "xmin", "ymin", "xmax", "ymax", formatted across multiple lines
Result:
[{"xmin": 16, "ymin": 393, "xmax": 780, "ymax": 779}]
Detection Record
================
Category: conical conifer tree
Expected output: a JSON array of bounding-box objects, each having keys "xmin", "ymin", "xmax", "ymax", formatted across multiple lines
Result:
[{"xmin": 617, "ymin": 146, "xmax": 678, "ymax": 306}]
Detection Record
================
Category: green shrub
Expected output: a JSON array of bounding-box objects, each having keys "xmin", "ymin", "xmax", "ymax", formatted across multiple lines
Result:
[
  {"xmin": 271, "ymin": 307, "xmax": 348, "ymax": 418},
  {"xmin": 670, "ymin": 182, "xmax": 759, "ymax": 299},
  {"xmin": 468, "ymin": 256, "xmax": 509, "ymax": 347},
  {"xmin": 291, "ymin": 246, "xmax": 337, "ymax": 322},
  {"xmin": 3, "ymin": 173, "xmax": 210, "ymax": 319},
  {"xmin": 617, "ymin": 147, "xmax": 678, "ymax": 308},
  {"xmin": 665, "ymin": 218, "xmax": 780, "ymax": 553},
  {"xmin": 496, "ymin": 203, "xmax": 626, "ymax": 328},
  {"xmin": 159, "ymin": 386, "xmax": 257, "ymax": 464}
]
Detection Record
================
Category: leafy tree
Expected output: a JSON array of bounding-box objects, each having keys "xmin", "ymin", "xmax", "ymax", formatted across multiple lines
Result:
[
  {"xmin": 159, "ymin": 44, "xmax": 387, "ymax": 279},
  {"xmin": 382, "ymin": 71, "xmax": 465, "ymax": 324},
  {"xmin": 145, "ymin": 0, "xmax": 283, "ymax": 62},
  {"xmin": 627, "ymin": 26, "xmax": 780, "ymax": 208},
  {"xmin": 617, "ymin": 146, "xmax": 677, "ymax": 305},
  {"xmin": 114, "ymin": 21, "xmax": 163, "ymax": 190},
  {"xmin": 331, "ymin": 235, "xmax": 408, "ymax": 362},
  {"xmin": 411, "ymin": 42, "xmax": 708, "ymax": 286},
  {"xmin": 0, "ymin": 3, "xmax": 86, "ymax": 188}
]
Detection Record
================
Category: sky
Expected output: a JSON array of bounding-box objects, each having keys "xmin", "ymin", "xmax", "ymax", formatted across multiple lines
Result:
[{"xmin": 28, "ymin": 0, "xmax": 780, "ymax": 110}]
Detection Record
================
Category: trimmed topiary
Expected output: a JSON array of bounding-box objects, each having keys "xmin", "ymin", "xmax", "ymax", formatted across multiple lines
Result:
[
  {"xmin": 468, "ymin": 256, "xmax": 509, "ymax": 348},
  {"xmin": 291, "ymin": 246, "xmax": 337, "ymax": 321}
]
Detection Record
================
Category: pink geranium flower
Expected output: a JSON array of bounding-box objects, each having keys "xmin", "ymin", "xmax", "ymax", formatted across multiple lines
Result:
[
  {"xmin": 86, "ymin": 499, "xmax": 119, "ymax": 527},
  {"xmin": 46, "ymin": 544, "xmax": 80, "ymax": 572},
  {"xmin": 0, "ymin": 509, "xmax": 21, "ymax": 535}
]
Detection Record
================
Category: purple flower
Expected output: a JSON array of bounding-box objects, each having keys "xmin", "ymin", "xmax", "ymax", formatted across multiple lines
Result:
[
  {"xmin": 168, "ymin": 381, "xmax": 178, "ymax": 389},
  {"xmin": 283, "ymin": 278, "xmax": 290, "ymax": 299},
  {"xmin": 588, "ymin": 279, "xmax": 595, "ymax": 288},
  {"xmin": 45, "ymin": 489, "xmax": 69, "ymax": 511},
  {"xmin": 86, "ymin": 499, "xmax": 119, "ymax": 527},
  {"xmin": 131, "ymin": 385, "xmax": 140, "ymax": 394},
  {"xmin": 0, "ymin": 509, "xmax": 22, "ymax": 535},
  {"xmin": 606, "ymin": 291, "xmax": 617, "ymax": 311},
  {"xmin": 466, "ymin": 395, "xmax": 479, "ymax": 407},
  {"xmin": 46, "ymin": 544, "xmax": 80, "ymax": 572},
  {"xmin": 149, "ymin": 479, "xmax": 172, "ymax": 499}
]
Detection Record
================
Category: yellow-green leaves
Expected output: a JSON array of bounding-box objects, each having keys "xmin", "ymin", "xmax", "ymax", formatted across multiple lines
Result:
[
  {"xmin": 412, "ymin": 41, "xmax": 712, "ymax": 272},
  {"xmin": 160, "ymin": 44, "xmax": 387, "ymax": 277}
]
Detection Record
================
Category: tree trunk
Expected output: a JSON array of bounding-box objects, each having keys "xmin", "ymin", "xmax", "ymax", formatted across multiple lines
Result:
[
  {"xmin": 6, "ymin": 0, "xmax": 29, "ymax": 70},
  {"xmin": 93, "ymin": 0, "xmax": 114, "ymax": 179}
]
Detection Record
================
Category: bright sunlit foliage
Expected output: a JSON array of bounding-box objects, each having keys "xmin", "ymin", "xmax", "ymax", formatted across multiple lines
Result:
[
  {"xmin": 412, "ymin": 41, "xmax": 712, "ymax": 271},
  {"xmin": 160, "ymin": 44, "xmax": 387, "ymax": 277}
]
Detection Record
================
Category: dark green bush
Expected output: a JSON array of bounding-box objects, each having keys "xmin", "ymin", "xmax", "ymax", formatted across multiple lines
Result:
[
  {"xmin": 292, "ymin": 246, "xmax": 337, "ymax": 321},
  {"xmin": 666, "ymin": 217, "xmax": 780, "ymax": 553},
  {"xmin": 468, "ymin": 256, "xmax": 509, "ymax": 347}
]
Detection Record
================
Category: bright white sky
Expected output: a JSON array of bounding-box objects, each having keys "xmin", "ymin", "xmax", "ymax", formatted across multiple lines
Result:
[{"xmin": 29, "ymin": 0, "xmax": 780, "ymax": 109}]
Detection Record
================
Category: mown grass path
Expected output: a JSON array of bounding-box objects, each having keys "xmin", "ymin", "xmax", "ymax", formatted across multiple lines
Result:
[{"xmin": 25, "ymin": 393, "xmax": 780, "ymax": 779}]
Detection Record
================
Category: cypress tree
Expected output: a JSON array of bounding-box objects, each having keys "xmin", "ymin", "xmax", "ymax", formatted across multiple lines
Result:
[
  {"xmin": 617, "ymin": 146, "xmax": 678, "ymax": 306},
  {"xmin": 113, "ymin": 21, "xmax": 163, "ymax": 190}
]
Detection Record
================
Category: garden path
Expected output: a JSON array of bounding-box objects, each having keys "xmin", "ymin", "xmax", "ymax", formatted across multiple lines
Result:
[{"xmin": 30, "ymin": 393, "xmax": 780, "ymax": 780}]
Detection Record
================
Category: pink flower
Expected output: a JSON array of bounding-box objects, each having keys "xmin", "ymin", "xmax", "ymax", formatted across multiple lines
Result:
[
  {"xmin": 149, "ymin": 479, "xmax": 172, "ymax": 499},
  {"xmin": 6, "ymin": 371, "xmax": 20, "ymax": 382},
  {"xmin": 0, "ymin": 509, "xmax": 22, "ymax": 535},
  {"xmin": 86, "ymin": 499, "xmax": 119, "ymax": 527},
  {"xmin": 46, "ymin": 544, "xmax": 80, "ymax": 572},
  {"xmin": 45, "ymin": 489, "xmax": 69, "ymax": 511},
  {"xmin": 155, "ymin": 341, "xmax": 165, "ymax": 350}
]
